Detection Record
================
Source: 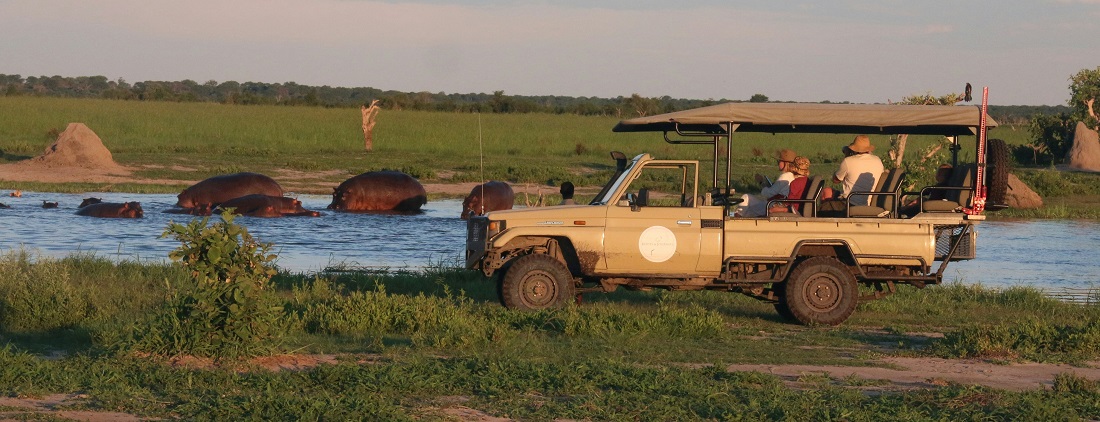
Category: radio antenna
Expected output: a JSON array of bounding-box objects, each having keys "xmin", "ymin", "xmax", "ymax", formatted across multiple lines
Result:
[{"xmin": 478, "ymin": 112, "xmax": 486, "ymax": 215}]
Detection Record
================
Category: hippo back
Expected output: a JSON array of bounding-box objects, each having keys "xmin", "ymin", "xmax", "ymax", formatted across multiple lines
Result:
[
  {"xmin": 462, "ymin": 181, "xmax": 515, "ymax": 219},
  {"xmin": 329, "ymin": 170, "xmax": 427, "ymax": 212},
  {"xmin": 177, "ymin": 172, "xmax": 283, "ymax": 208}
]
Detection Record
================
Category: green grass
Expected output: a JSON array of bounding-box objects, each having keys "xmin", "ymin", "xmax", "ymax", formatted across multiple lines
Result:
[
  {"xmin": 0, "ymin": 96, "xmax": 1032, "ymax": 196},
  {"xmin": 2, "ymin": 251, "xmax": 1100, "ymax": 419}
]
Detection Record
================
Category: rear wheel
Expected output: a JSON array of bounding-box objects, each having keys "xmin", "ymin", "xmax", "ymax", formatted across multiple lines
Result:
[
  {"xmin": 500, "ymin": 254, "xmax": 575, "ymax": 311},
  {"xmin": 782, "ymin": 257, "xmax": 857, "ymax": 325}
]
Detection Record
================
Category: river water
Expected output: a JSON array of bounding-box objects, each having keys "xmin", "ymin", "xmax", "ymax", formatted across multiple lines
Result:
[{"xmin": 0, "ymin": 192, "xmax": 1096, "ymax": 291}]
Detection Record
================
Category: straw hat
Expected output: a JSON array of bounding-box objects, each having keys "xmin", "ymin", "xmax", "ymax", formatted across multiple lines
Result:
[
  {"xmin": 844, "ymin": 135, "xmax": 875, "ymax": 153},
  {"xmin": 792, "ymin": 156, "xmax": 811, "ymax": 176},
  {"xmin": 775, "ymin": 148, "xmax": 797, "ymax": 163}
]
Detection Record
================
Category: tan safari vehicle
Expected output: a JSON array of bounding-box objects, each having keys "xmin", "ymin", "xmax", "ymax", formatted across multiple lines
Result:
[{"xmin": 466, "ymin": 98, "xmax": 1007, "ymax": 325}]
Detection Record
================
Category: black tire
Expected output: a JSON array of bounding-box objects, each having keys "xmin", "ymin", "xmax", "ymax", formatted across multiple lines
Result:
[
  {"xmin": 782, "ymin": 257, "xmax": 858, "ymax": 326},
  {"xmin": 500, "ymin": 254, "xmax": 575, "ymax": 311},
  {"xmin": 986, "ymin": 138, "xmax": 1011, "ymax": 208},
  {"xmin": 771, "ymin": 283, "xmax": 796, "ymax": 321}
]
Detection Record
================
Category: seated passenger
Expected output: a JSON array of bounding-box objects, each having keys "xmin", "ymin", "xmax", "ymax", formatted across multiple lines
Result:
[
  {"xmin": 768, "ymin": 156, "xmax": 811, "ymax": 214},
  {"xmin": 819, "ymin": 135, "xmax": 885, "ymax": 215},
  {"xmin": 736, "ymin": 148, "xmax": 797, "ymax": 217}
]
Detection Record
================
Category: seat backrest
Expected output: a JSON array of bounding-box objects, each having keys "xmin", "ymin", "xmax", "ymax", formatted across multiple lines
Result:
[
  {"xmin": 873, "ymin": 168, "xmax": 906, "ymax": 212},
  {"xmin": 944, "ymin": 164, "xmax": 975, "ymax": 206},
  {"xmin": 800, "ymin": 176, "xmax": 824, "ymax": 217}
]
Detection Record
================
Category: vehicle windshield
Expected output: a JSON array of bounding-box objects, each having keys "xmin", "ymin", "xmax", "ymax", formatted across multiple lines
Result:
[{"xmin": 591, "ymin": 154, "xmax": 645, "ymax": 205}]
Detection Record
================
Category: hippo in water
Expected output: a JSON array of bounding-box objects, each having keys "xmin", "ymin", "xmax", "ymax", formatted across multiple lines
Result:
[
  {"xmin": 176, "ymin": 172, "xmax": 283, "ymax": 209},
  {"xmin": 76, "ymin": 201, "xmax": 144, "ymax": 218},
  {"xmin": 328, "ymin": 170, "xmax": 427, "ymax": 213},
  {"xmin": 42, "ymin": 201, "xmax": 58, "ymax": 208},
  {"xmin": 79, "ymin": 197, "xmax": 103, "ymax": 208},
  {"xmin": 215, "ymin": 194, "xmax": 322, "ymax": 218},
  {"xmin": 461, "ymin": 181, "xmax": 515, "ymax": 219}
]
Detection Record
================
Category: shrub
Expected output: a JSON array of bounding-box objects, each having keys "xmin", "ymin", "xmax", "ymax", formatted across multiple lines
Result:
[{"xmin": 131, "ymin": 214, "xmax": 283, "ymax": 359}]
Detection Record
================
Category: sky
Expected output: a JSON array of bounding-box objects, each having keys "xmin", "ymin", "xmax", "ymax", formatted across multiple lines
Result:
[{"xmin": 1, "ymin": 0, "xmax": 1098, "ymax": 106}]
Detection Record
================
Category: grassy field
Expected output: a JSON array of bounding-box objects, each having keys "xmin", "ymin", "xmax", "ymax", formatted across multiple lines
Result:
[{"xmin": 1, "ymin": 250, "xmax": 1099, "ymax": 420}]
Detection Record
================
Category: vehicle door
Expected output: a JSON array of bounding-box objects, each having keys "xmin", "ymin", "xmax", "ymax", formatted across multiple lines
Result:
[{"xmin": 603, "ymin": 162, "xmax": 704, "ymax": 274}]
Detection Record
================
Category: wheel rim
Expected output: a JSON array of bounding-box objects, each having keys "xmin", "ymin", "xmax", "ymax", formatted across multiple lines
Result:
[
  {"xmin": 519, "ymin": 269, "xmax": 558, "ymax": 308},
  {"xmin": 801, "ymin": 272, "xmax": 842, "ymax": 312}
]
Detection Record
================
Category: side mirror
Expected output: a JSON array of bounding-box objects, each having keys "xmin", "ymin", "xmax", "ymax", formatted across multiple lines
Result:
[
  {"xmin": 623, "ymin": 193, "xmax": 636, "ymax": 208},
  {"xmin": 636, "ymin": 188, "xmax": 649, "ymax": 207}
]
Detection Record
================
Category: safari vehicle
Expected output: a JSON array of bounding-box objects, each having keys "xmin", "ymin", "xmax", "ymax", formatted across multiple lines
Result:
[{"xmin": 466, "ymin": 93, "xmax": 1007, "ymax": 325}]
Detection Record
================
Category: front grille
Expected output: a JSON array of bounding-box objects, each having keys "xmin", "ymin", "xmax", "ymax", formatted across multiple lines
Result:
[{"xmin": 934, "ymin": 224, "xmax": 976, "ymax": 261}]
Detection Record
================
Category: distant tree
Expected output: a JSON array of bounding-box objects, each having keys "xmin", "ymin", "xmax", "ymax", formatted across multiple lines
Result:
[
  {"xmin": 1025, "ymin": 112, "xmax": 1074, "ymax": 165},
  {"xmin": 749, "ymin": 93, "xmax": 768, "ymax": 103},
  {"xmin": 1069, "ymin": 66, "xmax": 1100, "ymax": 131},
  {"xmin": 889, "ymin": 89, "xmax": 968, "ymax": 190},
  {"xmin": 624, "ymin": 93, "xmax": 659, "ymax": 117}
]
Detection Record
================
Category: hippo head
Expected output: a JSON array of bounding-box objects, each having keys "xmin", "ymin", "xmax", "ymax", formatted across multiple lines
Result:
[
  {"xmin": 79, "ymin": 197, "xmax": 103, "ymax": 208},
  {"xmin": 461, "ymin": 192, "xmax": 483, "ymax": 220},
  {"xmin": 177, "ymin": 189, "xmax": 195, "ymax": 208},
  {"xmin": 122, "ymin": 202, "xmax": 144, "ymax": 218},
  {"xmin": 327, "ymin": 187, "xmax": 348, "ymax": 210}
]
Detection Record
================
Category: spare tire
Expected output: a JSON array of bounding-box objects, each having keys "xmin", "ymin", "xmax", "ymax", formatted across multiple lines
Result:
[{"xmin": 986, "ymin": 138, "xmax": 1011, "ymax": 208}]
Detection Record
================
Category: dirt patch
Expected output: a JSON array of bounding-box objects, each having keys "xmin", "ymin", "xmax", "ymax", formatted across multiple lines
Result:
[
  {"xmin": 0, "ymin": 393, "xmax": 142, "ymax": 422},
  {"xmin": 726, "ymin": 357, "xmax": 1100, "ymax": 392}
]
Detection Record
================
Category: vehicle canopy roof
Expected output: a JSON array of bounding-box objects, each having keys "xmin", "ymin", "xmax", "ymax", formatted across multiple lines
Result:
[{"xmin": 612, "ymin": 102, "xmax": 997, "ymax": 136}]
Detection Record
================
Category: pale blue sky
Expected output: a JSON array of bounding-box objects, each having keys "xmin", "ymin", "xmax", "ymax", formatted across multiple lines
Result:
[{"xmin": 1, "ymin": 0, "xmax": 1097, "ymax": 105}]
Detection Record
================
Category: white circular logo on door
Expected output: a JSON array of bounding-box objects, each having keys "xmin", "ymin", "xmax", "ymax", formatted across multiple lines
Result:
[{"xmin": 639, "ymin": 226, "xmax": 677, "ymax": 263}]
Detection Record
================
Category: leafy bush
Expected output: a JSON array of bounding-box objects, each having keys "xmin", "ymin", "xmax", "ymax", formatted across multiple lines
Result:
[
  {"xmin": 132, "ymin": 214, "xmax": 283, "ymax": 359},
  {"xmin": 1024, "ymin": 112, "xmax": 1073, "ymax": 165}
]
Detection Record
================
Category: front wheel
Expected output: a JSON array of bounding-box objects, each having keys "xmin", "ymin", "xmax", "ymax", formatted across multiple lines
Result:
[
  {"xmin": 500, "ymin": 254, "xmax": 575, "ymax": 311},
  {"xmin": 782, "ymin": 257, "xmax": 857, "ymax": 325}
]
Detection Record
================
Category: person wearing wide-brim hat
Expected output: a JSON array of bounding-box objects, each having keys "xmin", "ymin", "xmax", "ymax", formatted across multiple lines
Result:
[
  {"xmin": 736, "ymin": 148, "xmax": 798, "ymax": 217},
  {"xmin": 831, "ymin": 135, "xmax": 884, "ymax": 206}
]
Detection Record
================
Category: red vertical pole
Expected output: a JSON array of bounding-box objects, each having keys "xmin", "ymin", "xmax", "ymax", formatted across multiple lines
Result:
[{"xmin": 966, "ymin": 87, "xmax": 989, "ymax": 215}]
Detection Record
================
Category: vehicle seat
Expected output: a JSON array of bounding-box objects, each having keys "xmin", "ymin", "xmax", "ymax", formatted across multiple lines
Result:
[
  {"xmin": 767, "ymin": 176, "xmax": 823, "ymax": 217},
  {"xmin": 848, "ymin": 168, "xmax": 906, "ymax": 218},
  {"xmin": 921, "ymin": 164, "xmax": 975, "ymax": 212}
]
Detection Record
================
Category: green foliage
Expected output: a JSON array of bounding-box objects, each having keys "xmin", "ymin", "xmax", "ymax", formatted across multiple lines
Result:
[
  {"xmin": 1069, "ymin": 66, "xmax": 1100, "ymax": 130},
  {"xmin": 161, "ymin": 213, "xmax": 277, "ymax": 286},
  {"xmin": 0, "ymin": 251, "xmax": 88, "ymax": 334},
  {"xmin": 931, "ymin": 317, "xmax": 1100, "ymax": 363},
  {"xmin": 1024, "ymin": 112, "xmax": 1074, "ymax": 165},
  {"xmin": 137, "ymin": 214, "xmax": 283, "ymax": 359}
]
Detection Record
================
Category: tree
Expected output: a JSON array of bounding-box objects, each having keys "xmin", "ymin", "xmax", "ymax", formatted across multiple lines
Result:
[
  {"xmin": 749, "ymin": 93, "xmax": 769, "ymax": 103},
  {"xmin": 1069, "ymin": 66, "xmax": 1100, "ymax": 131},
  {"xmin": 889, "ymin": 90, "xmax": 967, "ymax": 191}
]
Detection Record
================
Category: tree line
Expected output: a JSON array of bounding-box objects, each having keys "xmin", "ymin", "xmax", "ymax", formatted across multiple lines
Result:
[{"xmin": 0, "ymin": 74, "xmax": 1069, "ymax": 123}]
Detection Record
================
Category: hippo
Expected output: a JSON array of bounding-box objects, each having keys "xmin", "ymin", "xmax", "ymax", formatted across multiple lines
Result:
[
  {"xmin": 76, "ymin": 202, "xmax": 144, "ymax": 218},
  {"xmin": 176, "ymin": 172, "xmax": 283, "ymax": 209},
  {"xmin": 215, "ymin": 194, "xmax": 322, "ymax": 218},
  {"xmin": 79, "ymin": 197, "xmax": 103, "ymax": 208},
  {"xmin": 328, "ymin": 170, "xmax": 427, "ymax": 213},
  {"xmin": 461, "ymin": 181, "xmax": 515, "ymax": 219},
  {"xmin": 42, "ymin": 201, "xmax": 58, "ymax": 208},
  {"xmin": 163, "ymin": 203, "xmax": 212, "ymax": 216},
  {"xmin": 9, "ymin": 190, "xmax": 21, "ymax": 197},
  {"xmin": 0, "ymin": 202, "xmax": 9, "ymax": 209}
]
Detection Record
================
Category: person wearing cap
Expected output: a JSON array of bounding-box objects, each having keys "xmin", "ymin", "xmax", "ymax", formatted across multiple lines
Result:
[
  {"xmin": 830, "ymin": 135, "xmax": 884, "ymax": 206},
  {"xmin": 736, "ymin": 148, "xmax": 798, "ymax": 217},
  {"xmin": 768, "ymin": 156, "xmax": 812, "ymax": 214}
]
